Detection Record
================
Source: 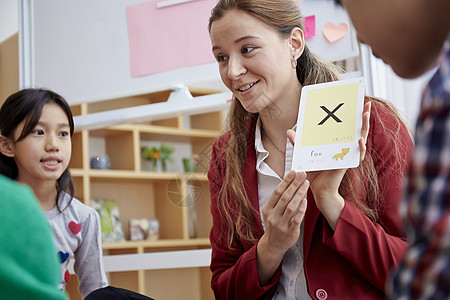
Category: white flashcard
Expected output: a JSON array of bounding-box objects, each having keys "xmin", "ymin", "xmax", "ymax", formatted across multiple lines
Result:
[{"xmin": 291, "ymin": 77, "xmax": 365, "ymax": 172}]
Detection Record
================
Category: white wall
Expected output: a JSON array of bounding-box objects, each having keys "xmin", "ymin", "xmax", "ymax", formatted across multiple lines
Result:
[
  {"xmin": 2, "ymin": 0, "xmax": 425, "ymax": 131},
  {"xmin": 0, "ymin": 0, "xmax": 18, "ymax": 42}
]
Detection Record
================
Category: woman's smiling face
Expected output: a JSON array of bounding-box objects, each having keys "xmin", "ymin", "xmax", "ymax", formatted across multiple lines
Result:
[{"xmin": 210, "ymin": 9, "xmax": 300, "ymax": 114}]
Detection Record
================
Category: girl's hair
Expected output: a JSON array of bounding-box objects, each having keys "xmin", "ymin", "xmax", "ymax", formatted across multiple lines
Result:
[
  {"xmin": 209, "ymin": 0, "xmax": 409, "ymax": 248},
  {"xmin": 0, "ymin": 88, "xmax": 75, "ymax": 211}
]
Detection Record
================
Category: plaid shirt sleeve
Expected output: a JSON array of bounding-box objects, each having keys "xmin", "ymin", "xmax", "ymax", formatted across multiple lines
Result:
[{"xmin": 389, "ymin": 37, "xmax": 450, "ymax": 300}]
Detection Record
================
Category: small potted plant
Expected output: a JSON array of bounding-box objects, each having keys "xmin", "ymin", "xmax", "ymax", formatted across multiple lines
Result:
[
  {"xmin": 141, "ymin": 143, "xmax": 174, "ymax": 172},
  {"xmin": 182, "ymin": 154, "xmax": 199, "ymax": 173}
]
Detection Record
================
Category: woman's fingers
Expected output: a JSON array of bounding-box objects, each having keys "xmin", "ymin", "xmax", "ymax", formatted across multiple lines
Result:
[
  {"xmin": 262, "ymin": 171, "xmax": 308, "ymax": 228},
  {"xmin": 289, "ymin": 197, "xmax": 307, "ymax": 228},
  {"xmin": 362, "ymin": 101, "xmax": 371, "ymax": 140},
  {"xmin": 271, "ymin": 172, "xmax": 307, "ymax": 215},
  {"xmin": 265, "ymin": 171, "xmax": 306, "ymax": 208},
  {"xmin": 268, "ymin": 176, "xmax": 308, "ymax": 232},
  {"xmin": 283, "ymin": 178, "xmax": 309, "ymax": 220},
  {"xmin": 360, "ymin": 101, "xmax": 371, "ymax": 161},
  {"xmin": 264, "ymin": 170, "xmax": 297, "ymax": 209},
  {"xmin": 359, "ymin": 137, "xmax": 367, "ymax": 162},
  {"xmin": 286, "ymin": 129, "xmax": 296, "ymax": 146}
]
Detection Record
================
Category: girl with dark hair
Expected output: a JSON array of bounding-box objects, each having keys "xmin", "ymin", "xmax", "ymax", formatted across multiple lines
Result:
[
  {"xmin": 0, "ymin": 88, "xmax": 107, "ymax": 298},
  {"xmin": 207, "ymin": 0, "xmax": 414, "ymax": 299}
]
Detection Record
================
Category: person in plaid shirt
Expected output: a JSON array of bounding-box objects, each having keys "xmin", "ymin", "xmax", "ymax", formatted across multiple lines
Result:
[{"xmin": 333, "ymin": 0, "xmax": 450, "ymax": 299}]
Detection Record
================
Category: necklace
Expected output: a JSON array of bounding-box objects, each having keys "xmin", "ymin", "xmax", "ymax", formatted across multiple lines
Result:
[{"xmin": 262, "ymin": 126, "xmax": 286, "ymax": 155}]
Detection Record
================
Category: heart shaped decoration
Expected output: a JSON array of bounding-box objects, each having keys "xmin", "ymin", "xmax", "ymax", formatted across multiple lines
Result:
[
  {"xmin": 68, "ymin": 221, "xmax": 81, "ymax": 235},
  {"xmin": 323, "ymin": 22, "xmax": 349, "ymax": 43},
  {"xmin": 58, "ymin": 251, "xmax": 70, "ymax": 263},
  {"xmin": 64, "ymin": 269, "xmax": 71, "ymax": 283}
]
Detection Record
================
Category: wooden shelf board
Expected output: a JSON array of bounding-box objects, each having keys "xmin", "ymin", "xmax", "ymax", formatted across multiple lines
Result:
[
  {"xmin": 69, "ymin": 169, "xmax": 208, "ymax": 181},
  {"xmin": 93, "ymin": 170, "xmax": 207, "ymax": 180},
  {"xmin": 70, "ymin": 168, "xmax": 84, "ymax": 176},
  {"xmin": 103, "ymin": 238, "xmax": 211, "ymax": 250},
  {"xmin": 112, "ymin": 124, "xmax": 222, "ymax": 138}
]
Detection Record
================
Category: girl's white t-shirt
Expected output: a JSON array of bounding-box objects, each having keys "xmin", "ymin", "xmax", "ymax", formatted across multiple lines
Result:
[{"xmin": 44, "ymin": 193, "xmax": 108, "ymax": 298}]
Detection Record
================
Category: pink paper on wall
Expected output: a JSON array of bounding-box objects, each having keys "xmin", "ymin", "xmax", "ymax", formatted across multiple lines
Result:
[
  {"xmin": 323, "ymin": 22, "xmax": 349, "ymax": 43},
  {"xmin": 127, "ymin": 0, "xmax": 216, "ymax": 78},
  {"xmin": 304, "ymin": 15, "xmax": 316, "ymax": 39}
]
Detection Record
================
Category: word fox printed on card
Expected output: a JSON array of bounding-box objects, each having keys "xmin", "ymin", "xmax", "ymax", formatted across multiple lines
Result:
[{"xmin": 292, "ymin": 77, "xmax": 365, "ymax": 172}]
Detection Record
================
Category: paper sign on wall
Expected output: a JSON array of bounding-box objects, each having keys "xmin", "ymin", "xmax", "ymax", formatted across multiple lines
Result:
[
  {"xmin": 291, "ymin": 77, "xmax": 365, "ymax": 172},
  {"xmin": 304, "ymin": 15, "xmax": 316, "ymax": 39},
  {"xmin": 126, "ymin": 0, "xmax": 216, "ymax": 78}
]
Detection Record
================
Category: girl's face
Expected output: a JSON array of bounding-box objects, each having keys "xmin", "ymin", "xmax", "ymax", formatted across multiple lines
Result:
[
  {"xmin": 210, "ymin": 9, "xmax": 302, "ymax": 114},
  {"xmin": 9, "ymin": 103, "xmax": 72, "ymax": 186}
]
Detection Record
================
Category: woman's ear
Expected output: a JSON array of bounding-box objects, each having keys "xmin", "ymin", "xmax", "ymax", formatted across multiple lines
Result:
[
  {"xmin": 0, "ymin": 135, "xmax": 15, "ymax": 157},
  {"xmin": 289, "ymin": 27, "xmax": 305, "ymax": 60}
]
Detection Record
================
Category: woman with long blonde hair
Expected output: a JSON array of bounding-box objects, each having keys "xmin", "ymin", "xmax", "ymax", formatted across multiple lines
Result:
[{"xmin": 207, "ymin": 0, "xmax": 413, "ymax": 299}]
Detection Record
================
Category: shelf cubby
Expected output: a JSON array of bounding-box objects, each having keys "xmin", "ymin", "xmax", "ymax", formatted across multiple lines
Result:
[{"xmin": 67, "ymin": 88, "xmax": 225, "ymax": 299}]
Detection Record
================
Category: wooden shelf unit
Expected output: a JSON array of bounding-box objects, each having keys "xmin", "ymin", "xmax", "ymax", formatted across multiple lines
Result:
[
  {"xmin": 68, "ymin": 90, "xmax": 225, "ymax": 299},
  {"xmin": 0, "ymin": 35, "xmax": 223, "ymax": 299}
]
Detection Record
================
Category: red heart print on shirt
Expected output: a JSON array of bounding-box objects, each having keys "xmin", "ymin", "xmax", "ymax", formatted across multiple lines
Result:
[
  {"xmin": 64, "ymin": 269, "xmax": 71, "ymax": 283},
  {"xmin": 69, "ymin": 221, "xmax": 81, "ymax": 235}
]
